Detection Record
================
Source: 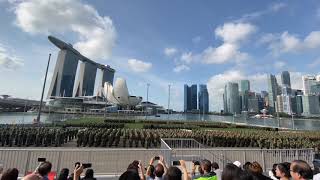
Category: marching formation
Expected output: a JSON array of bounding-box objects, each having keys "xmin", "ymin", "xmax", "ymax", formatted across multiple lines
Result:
[
  {"xmin": 76, "ymin": 128, "xmax": 160, "ymax": 148},
  {"xmin": 75, "ymin": 127, "xmax": 320, "ymax": 149},
  {"xmin": 0, "ymin": 127, "xmax": 78, "ymax": 147},
  {"xmin": 0, "ymin": 124, "xmax": 320, "ymax": 149}
]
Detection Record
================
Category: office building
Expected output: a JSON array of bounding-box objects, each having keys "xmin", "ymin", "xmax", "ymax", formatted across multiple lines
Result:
[
  {"xmin": 310, "ymin": 84, "xmax": 320, "ymax": 95},
  {"xmin": 239, "ymin": 80, "xmax": 250, "ymax": 111},
  {"xmin": 281, "ymin": 71, "xmax": 291, "ymax": 88},
  {"xmin": 223, "ymin": 82, "xmax": 240, "ymax": 114},
  {"xmin": 302, "ymin": 95, "xmax": 320, "ymax": 116},
  {"xmin": 240, "ymin": 80, "xmax": 250, "ymax": 92},
  {"xmin": 247, "ymin": 92, "xmax": 259, "ymax": 113},
  {"xmin": 302, "ymin": 75, "xmax": 317, "ymax": 95},
  {"xmin": 184, "ymin": 84, "xmax": 197, "ymax": 112},
  {"xmin": 282, "ymin": 86, "xmax": 292, "ymax": 96},
  {"xmin": 296, "ymin": 95, "xmax": 303, "ymax": 115},
  {"xmin": 267, "ymin": 74, "xmax": 279, "ymax": 113},
  {"xmin": 276, "ymin": 95, "xmax": 284, "ymax": 113},
  {"xmin": 198, "ymin": 84, "xmax": 209, "ymax": 113}
]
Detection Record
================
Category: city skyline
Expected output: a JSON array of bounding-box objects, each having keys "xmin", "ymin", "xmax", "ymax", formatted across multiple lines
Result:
[{"xmin": 1, "ymin": 1, "xmax": 320, "ymax": 111}]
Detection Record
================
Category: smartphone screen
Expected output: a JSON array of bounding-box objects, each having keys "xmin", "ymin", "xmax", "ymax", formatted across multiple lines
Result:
[
  {"xmin": 82, "ymin": 163, "xmax": 92, "ymax": 169},
  {"xmin": 172, "ymin": 161, "xmax": 180, "ymax": 166},
  {"xmin": 193, "ymin": 161, "xmax": 200, "ymax": 165},
  {"xmin": 38, "ymin": 158, "xmax": 46, "ymax": 162}
]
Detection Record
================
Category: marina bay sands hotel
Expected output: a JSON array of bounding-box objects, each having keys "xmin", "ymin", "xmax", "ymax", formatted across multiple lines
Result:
[{"xmin": 47, "ymin": 36, "xmax": 115, "ymax": 98}]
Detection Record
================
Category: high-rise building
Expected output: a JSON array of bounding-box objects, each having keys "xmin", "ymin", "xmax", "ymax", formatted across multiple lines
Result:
[
  {"xmin": 224, "ymin": 82, "xmax": 240, "ymax": 114},
  {"xmin": 292, "ymin": 89, "xmax": 303, "ymax": 96},
  {"xmin": 240, "ymin": 80, "xmax": 250, "ymax": 111},
  {"xmin": 198, "ymin": 84, "xmax": 209, "ymax": 113},
  {"xmin": 310, "ymin": 84, "xmax": 320, "ymax": 95},
  {"xmin": 184, "ymin": 85, "xmax": 190, "ymax": 112},
  {"xmin": 47, "ymin": 36, "xmax": 115, "ymax": 98},
  {"xmin": 73, "ymin": 61, "xmax": 97, "ymax": 96},
  {"xmin": 302, "ymin": 75, "xmax": 317, "ymax": 95},
  {"xmin": 256, "ymin": 93, "xmax": 264, "ymax": 111},
  {"xmin": 247, "ymin": 92, "xmax": 259, "ymax": 113},
  {"xmin": 282, "ymin": 95, "xmax": 293, "ymax": 114},
  {"xmin": 296, "ymin": 95, "xmax": 303, "ymax": 115},
  {"xmin": 281, "ymin": 71, "xmax": 291, "ymax": 88},
  {"xmin": 184, "ymin": 84, "xmax": 197, "ymax": 112},
  {"xmin": 261, "ymin": 91, "xmax": 268, "ymax": 98},
  {"xmin": 240, "ymin": 80, "xmax": 250, "ymax": 92},
  {"xmin": 48, "ymin": 47, "xmax": 79, "ymax": 97},
  {"xmin": 276, "ymin": 95, "xmax": 284, "ymax": 113},
  {"xmin": 302, "ymin": 95, "xmax": 320, "ymax": 116},
  {"xmin": 268, "ymin": 74, "xmax": 279, "ymax": 113},
  {"xmin": 190, "ymin": 85, "xmax": 197, "ymax": 110},
  {"xmin": 282, "ymin": 86, "xmax": 292, "ymax": 96}
]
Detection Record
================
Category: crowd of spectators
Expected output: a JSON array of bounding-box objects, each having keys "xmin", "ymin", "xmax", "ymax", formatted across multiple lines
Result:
[
  {"xmin": 0, "ymin": 157, "xmax": 318, "ymax": 180},
  {"xmin": 120, "ymin": 156, "xmax": 318, "ymax": 180}
]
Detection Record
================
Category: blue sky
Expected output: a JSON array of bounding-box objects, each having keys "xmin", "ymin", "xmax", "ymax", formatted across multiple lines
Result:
[{"xmin": 0, "ymin": 0, "xmax": 320, "ymax": 111}]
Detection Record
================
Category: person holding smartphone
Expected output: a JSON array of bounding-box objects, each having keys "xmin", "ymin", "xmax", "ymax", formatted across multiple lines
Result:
[
  {"xmin": 191, "ymin": 161, "xmax": 204, "ymax": 178},
  {"xmin": 193, "ymin": 159, "xmax": 217, "ymax": 180},
  {"xmin": 23, "ymin": 161, "xmax": 52, "ymax": 180},
  {"xmin": 146, "ymin": 155, "xmax": 168, "ymax": 180},
  {"xmin": 165, "ymin": 160, "xmax": 190, "ymax": 180}
]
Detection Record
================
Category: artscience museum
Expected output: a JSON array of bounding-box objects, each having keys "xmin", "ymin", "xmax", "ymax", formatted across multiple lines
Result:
[{"xmin": 103, "ymin": 78, "xmax": 143, "ymax": 108}]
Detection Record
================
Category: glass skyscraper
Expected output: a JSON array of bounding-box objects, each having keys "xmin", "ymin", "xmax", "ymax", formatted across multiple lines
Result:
[
  {"xmin": 240, "ymin": 80, "xmax": 250, "ymax": 111},
  {"xmin": 198, "ymin": 84, "xmax": 209, "ymax": 113},
  {"xmin": 223, "ymin": 82, "xmax": 240, "ymax": 114},
  {"xmin": 184, "ymin": 84, "xmax": 198, "ymax": 112},
  {"xmin": 281, "ymin": 71, "xmax": 291, "ymax": 88},
  {"xmin": 267, "ymin": 74, "xmax": 279, "ymax": 114},
  {"xmin": 240, "ymin": 80, "xmax": 250, "ymax": 92},
  {"xmin": 48, "ymin": 50, "xmax": 79, "ymax": 97},
  {"xmin": 48, "ymin": 36, "xmax": 115, "ymax": 98}
]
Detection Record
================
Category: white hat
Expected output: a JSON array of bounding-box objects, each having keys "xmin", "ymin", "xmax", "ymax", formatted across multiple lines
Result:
[{"xmin": 233, "ymin": 161, "xmax": 241, "ymax": 167}]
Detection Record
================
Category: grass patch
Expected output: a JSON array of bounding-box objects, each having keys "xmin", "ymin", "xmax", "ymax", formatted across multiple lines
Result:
[{"xmin": 125, "ymin": 123, "xmax": 144, "ymax": 129}]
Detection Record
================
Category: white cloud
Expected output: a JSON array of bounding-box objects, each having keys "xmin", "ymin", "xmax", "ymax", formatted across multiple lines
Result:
[
  {"xmin": 180, "ymin": 52, "xmax": 194, "ymax": 64},
  {"xmin": 164, "ymin": 48, "xmax": 178, "ymax": 57},
  {"xmin": 304, "ymin": 31, "xmax": 320, "ymax": 49},
  {"xmin": 236, "ymin": 3, "xmax": 287, "ymax": 22},
  {"xmin": 308, "ymin": 57, "xmax": 320, "ymax": 68},
  {"xmin": 262, "ymin": 31, "xmax": 320, "ymax": 55},
  {"xmin": 202, "ymin": 22, "xmax": 255, "ymax": 64},
  {"xmin": 173, "ymin": 64, "xmax": 190, "ymax": 73},
  {"xmin": 280, "ymin": 32, "xmax": 301, "ymax": 52},
  {"xmin": 270, "ymin": 2, "xmax": 287, "ymax": 12},
  {"xmin": 215, "ymin": 22, "xmax": 256, "ymax": 43},
  {"xmin": 274, "ymin": 61, "xmax": 286, "ymax": 69},
  {"xmin": 259, "ymin": 33, "xmax": 277, "ymax": 44},
  {"xmin": 128, "ymin": 59, "xmax": 152, "ymax": 73},
  {"xmin": 10, "ymin": 0, "xmax": 116, "ymax": 60},
  {"xmin": 317, "ymin": 8, "xmax": 320, "ymax": 19},
  {"xmin": 0, "ymin": 44, "xmax": 23, "ymax": 70},
  {"xmin": 202, "ymin": 43, "xmax": 248, "ymax": 64},
  {"xmin": 192, "ymin": 36, "xmax": 201, "ymax": 44}
]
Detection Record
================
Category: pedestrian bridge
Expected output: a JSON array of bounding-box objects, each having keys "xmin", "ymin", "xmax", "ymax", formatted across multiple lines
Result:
[{"xmin": 0, "ymin": 95, "xmax": 41, "ymax": 112}]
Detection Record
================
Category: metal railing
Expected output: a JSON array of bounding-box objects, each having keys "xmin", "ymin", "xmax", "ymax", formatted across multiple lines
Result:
[
  {"xmin": 0, "ymin": 139, "xmax": 315, "ymax": 176},
  {"xmin": 0, "ymin": 148, "xmax": 171, "ymax": 176}
]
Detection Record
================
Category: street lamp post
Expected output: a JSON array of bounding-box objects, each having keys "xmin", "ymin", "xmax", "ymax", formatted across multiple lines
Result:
[
  {"xmin": 167, "ymin": 84, "xmax": 171, "ymax": 120},
  {"xmin": 292, "ymin": 113, "xmax": 295, "ymax": 130},
  {"xmin": 36, "ymin": 53, "xmax": 51, "ymax": 124},
  {"xmin": 275, "ymin": 101, "xmax": 280, "ymax": 128},
  {"xmin": 145, "ymin": 83, "xmax": 150, "ymax": 119},
  {"xmin": 202, "ymin": 93, "xmax": 205, "ymax": 121}
]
